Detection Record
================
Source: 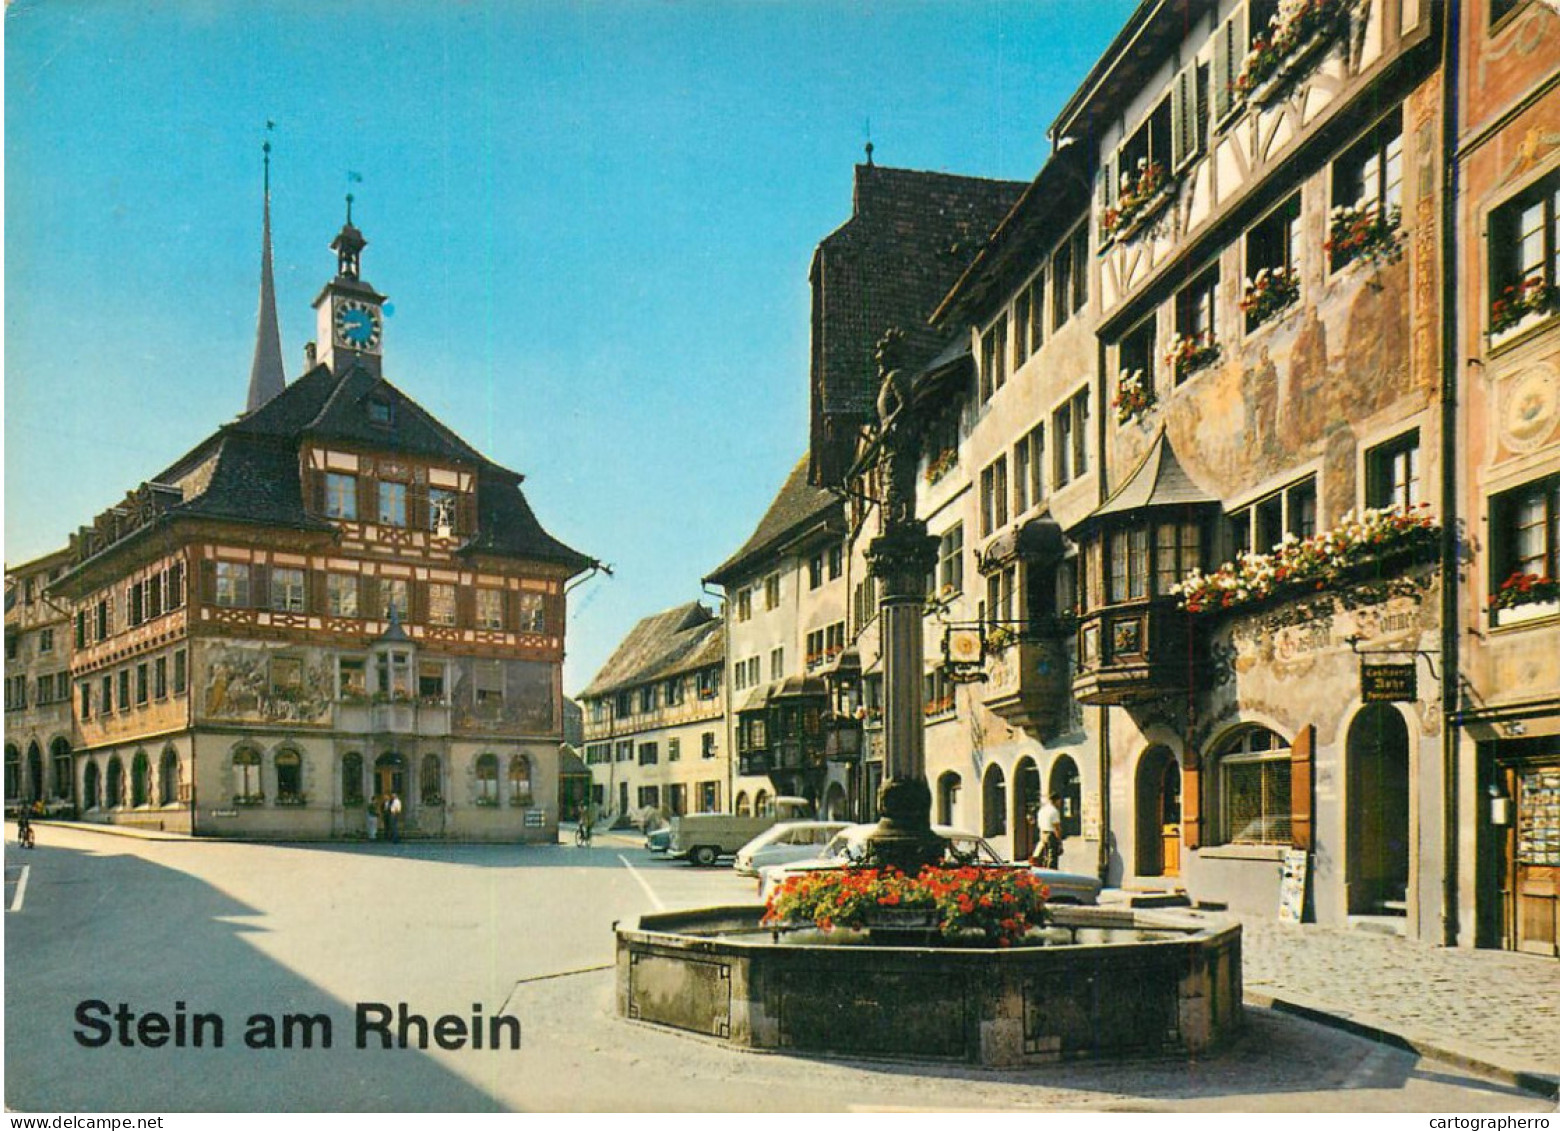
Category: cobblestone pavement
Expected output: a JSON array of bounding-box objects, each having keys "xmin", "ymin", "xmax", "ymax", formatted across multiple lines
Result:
[{"xmin": 1238, "ymin": 916, "xmax": 1560, "ymax": 1090}]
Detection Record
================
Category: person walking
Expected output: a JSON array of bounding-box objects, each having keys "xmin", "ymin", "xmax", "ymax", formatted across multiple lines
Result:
[
  {"xmin": 1033, "ymin": 792, "xmax": 1064, "ymax": 869},
  {"xmin": 386, "ymin": 792, "xmax": 402, "ymax": 843}
]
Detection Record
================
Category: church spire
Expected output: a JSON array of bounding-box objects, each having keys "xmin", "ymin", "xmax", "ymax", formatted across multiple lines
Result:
[{"xmin": 245, "ymin": 126, "xmax": 287, "ymax": 414}]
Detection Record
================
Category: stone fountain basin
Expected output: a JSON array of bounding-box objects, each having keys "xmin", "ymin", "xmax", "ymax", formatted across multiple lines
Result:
[{"xmin": 616, "ymin": 904, "xmax": 1242, "ymax": 1067}]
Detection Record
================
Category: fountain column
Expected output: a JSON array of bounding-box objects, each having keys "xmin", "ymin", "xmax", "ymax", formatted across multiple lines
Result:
[{"xmin": 863, "ymin": 330, "xmax": 945, "ymax": 873}]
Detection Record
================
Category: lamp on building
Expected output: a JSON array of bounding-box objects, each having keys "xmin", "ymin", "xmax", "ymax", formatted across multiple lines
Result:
[{"xmin": 1488, "ymin": 779, "xmax": 1513, "ymax": 827}]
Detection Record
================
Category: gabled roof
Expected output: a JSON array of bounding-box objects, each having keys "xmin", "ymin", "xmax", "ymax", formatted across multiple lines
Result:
[
  {"xmin": 57, "ymin": 360, "xmax": 591, "ymax": 589},
  {"xmin": 704, "ymin": 456, "xmax": 841, "ymax": 587},
  {"xmin": 579, "ymin": 602, "xmax": 723, "ymax": 698},
  {"xmin": 1070, "ymin": 431, "xmax": 1219, "ymax": 535},
  {"xmin": 808, "ymin": 163, "xmax": 1027, "ymax": 487}
]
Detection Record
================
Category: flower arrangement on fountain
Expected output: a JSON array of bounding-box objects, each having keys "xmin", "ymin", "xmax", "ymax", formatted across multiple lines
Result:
[
  {"xmin": 1325, "ymin": 202, "xmax": 1403, "ymax": 267},
  {"xmin": 1113, "ymin": 368, "xmax": 1155, "ymax": 423},
  {"xmin": 1173, "ymin": 503, "xmax": 1440, "ymax": 614},
  {"xmin": 1490, "ymin": 277, "xmax": 1558, "ymax": 336},
  {"xmin": 1239, "ymin": 266, "xmax": 1300, "ymax": 327},
  {"xmin": 1102, "ymin": 159, "xmax": 1171, "ymax": 241},
  {"xmin": 762, "ymin": 866, "xmax": 1050, "ymax": 946},
  {"xmin": 1234, "ymin": 0, "xmax": 1353, "ymax": 102},
  {"xmin": 1489, "ymin": 570, "xmax": 1560, "ymax": 612},
  {"xmin": 1165, "ymin": 334, "xmax": 1222, "ymax": 381}
]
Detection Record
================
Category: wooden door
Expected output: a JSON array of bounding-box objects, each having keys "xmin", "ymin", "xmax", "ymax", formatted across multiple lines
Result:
[
  {"xmin": 1160, "ymin": 759, "xmax": 1181, "ymax": 878},
  {"xmin": 1511, "ymin": 763, "xmax": 1560, "ymax": 957}
]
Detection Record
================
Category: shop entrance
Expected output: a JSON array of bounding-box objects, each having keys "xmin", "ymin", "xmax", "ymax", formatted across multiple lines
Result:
[
  {"xmin": 1491, "ymin": 739, "xmax": 1560, "ymax": 956},
  {"xmin": 1135, "ymin": 746, "xmax": 1180, "ymax": 877},
  {"xmin": 1346, "ymin": 705, "xmax": 1410, "ymax": 916},
  {"xmin": 375, "ymin": 752, "xmax": 407, "ymax": 804}
]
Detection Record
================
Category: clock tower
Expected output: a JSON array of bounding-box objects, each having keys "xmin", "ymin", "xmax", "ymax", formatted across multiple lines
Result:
[{"xmin": 313, "ymin": 195, "xmax": 386, "ymax": 376}]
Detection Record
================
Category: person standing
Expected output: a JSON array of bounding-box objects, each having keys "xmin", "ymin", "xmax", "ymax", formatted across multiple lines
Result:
[
  {"xmin": 367, "ymin": 793, "xmax": 381, "ymax": 842},
  {"xmin": 386, "ymin": 792, "xmax": 402, "ymax": 843},
  {"xmin": 1034, "ymin": 792, "xmax": 1064, "ymax": 869}
]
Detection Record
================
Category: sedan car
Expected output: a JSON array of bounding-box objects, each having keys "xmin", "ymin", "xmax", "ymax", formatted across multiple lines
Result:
[
  {"xmin": 757, "ymin": 824, "xmax": 1102, "ymax": 907},
  {"xmin": 643, "ymin": 825, "xmax": 672, "ymax": 853},
  {"xmin": 732, "ymin": 820, "xmax": 852, "ymax": 877}
]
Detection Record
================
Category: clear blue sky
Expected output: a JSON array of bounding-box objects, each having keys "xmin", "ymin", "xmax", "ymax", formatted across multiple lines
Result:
[{"xmin": 4, "ymin": 0, "xmax": 1137, "ymax": 694}]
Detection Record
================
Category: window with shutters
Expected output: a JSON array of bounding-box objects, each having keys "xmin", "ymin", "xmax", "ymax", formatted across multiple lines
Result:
[
  {"xmin": 1171, "ymin": 267, "xmax": 1221, "ymax": 384},
  {"xmin": 215, "ymin": 563, "xmax": 251, "ymax": 608},
  {"xmin": 517, "ymin": 592, "xmax": 545, "ymax": 634},
  {"xmin": 327, "ymin": 574, "xmax": 359, "ymax": 617},
  {"xmin": 1243, "ymin": 194, "xmax": 1303, "ymax": 331},
  {"xmin": 1051, "ymin": 223, "xmax": 1089, "ymax": 329},
  {"xmin": 380, "ymin": 578, "xmax": 409, "ymax": 620},
  {"xmin": 1212, "ymin": 726, "xmax": 1292, "ymax": 845},
  {"xmin": 428, "ymin": 583, "xmax": 457, "ymax": 626},
  {"xmin": 1329, "ymin": 111, "xmax": 1405, "ymax": 272},
  {"xmin": 1101, "ymin": 99, "xmax": 1175, "ymax": 246},
  {"xmin": 979, "ymin": 314, "xmax": 1008, "ymax": 403},
  {"xmin": 1053, "ymin": 389, "xmax": 1090, "ymax": 488},
  {"xmin": 271, "ymin": 567, "xmax": 306, "ymax": 613},
  {"xmin": 325, "ymin": 473, "xmax": 358, "ymax": 520},
  {"xmin": 1488, "ymin": 169, "xmax": 1560, "ymax": 342}
]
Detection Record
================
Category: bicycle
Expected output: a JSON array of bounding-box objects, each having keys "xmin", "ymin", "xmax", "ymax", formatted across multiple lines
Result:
[{"xmin": 574, "ymin": 821, "xmax": 593, "ymax": 847}]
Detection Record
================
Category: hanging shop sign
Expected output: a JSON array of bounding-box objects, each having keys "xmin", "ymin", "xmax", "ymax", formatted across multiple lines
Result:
[{"xmin": 1361, "ymin": 662, "xmax": 1417, "ymax": 703}]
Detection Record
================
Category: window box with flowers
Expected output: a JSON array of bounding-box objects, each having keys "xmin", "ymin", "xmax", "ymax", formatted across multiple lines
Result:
[
  {"xmin": 1490, "ymin": 278, "xmax": 1558, "ymax": 345},
  {"xmin": 233, "ymin": 793, "xmax": 266, "ymax": 808},
  {"xmin": 1236, "ymin": 0, "xmax": 1354, "ymax": 108},
  {"xmin": 1113, "ymin": 369, "xmax": 1155, "ymax": 424},
  {"xmin": 275, "ymin": 793, "xmax": 308, "ymax": 807},
  {"xmin": 1326, "ymin": 203, "xmax": 1403, "ymax": 271},
  {"xmin": 1240, "ymin": 267, "xmax": 1301, "ymax": 330},
  {"xmin": 1489, "ymin": 571, "xmax": 1560, "ymax": 627},
  {"xmin": 925, "ymin": 448, "xmax": 958, "ymax": 486},
  {"xmin": 985, "ymin": 624, "xmax": 1019, "ymax": 653},
  {"xmin": 1173, "ymin": 503, "xmax": 1439, "ymax": 615},
  {"xmin": 1165, "ymin": 335, "xmax": 1222, "ymax": 382},
  {"xmin": 924, "ymin": 695, "xmax": 956, "ymax": 719},
  {"xmin": 1102, "ymin": 160, "xmax": 1173, "ymax": 246},
  {"xmin": 474, "ymin": 796, "xmax": 499, "ymax": 808}
]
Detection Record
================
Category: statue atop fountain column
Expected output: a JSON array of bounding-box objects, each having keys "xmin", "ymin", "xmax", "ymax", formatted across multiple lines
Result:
[{"xmin": 863, "ymin": 329, "xmax": 945, "ymax": 872}]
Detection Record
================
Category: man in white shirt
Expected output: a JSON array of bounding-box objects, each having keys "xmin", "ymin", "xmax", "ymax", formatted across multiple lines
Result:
[{"xmin": 1034, "ymin": 793, "xmax": 1064, "ymax": 868}]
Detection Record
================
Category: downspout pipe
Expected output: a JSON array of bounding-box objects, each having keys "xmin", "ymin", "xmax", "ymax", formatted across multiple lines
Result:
[
  {"xmin": 1439, "ymin": 0, "xmax": 1462, "ymax": 948},
  {"xmin": 1096, "ymin": 314, "xmax": 1113, "ymax": 887},
  {"xmin": 702, "ymin": 580, "xmax": 734, "ymax": 813}
]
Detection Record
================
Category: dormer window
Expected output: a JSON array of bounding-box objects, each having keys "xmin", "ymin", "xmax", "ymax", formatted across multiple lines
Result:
[{"xmin": 367, "ymin": 398, "xmax": 394, "ymax": 427}]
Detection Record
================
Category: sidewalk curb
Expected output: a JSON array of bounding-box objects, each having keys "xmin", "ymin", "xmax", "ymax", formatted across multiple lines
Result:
[
  {"xmin": 1245, "ymin": 989, "xmax": 1560, "ymax": 1101},
  {"xmin": 12, "ymin": 819, "xmax": 190, "ymax": 842}
]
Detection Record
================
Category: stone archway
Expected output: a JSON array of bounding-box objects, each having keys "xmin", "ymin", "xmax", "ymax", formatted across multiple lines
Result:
[
  {"xmin": 83, "ymin": 761, "xmax": 101, "ymax": 810},
  {"xmin": 936, "ymin": 771, "xmax": 962, "ymax": 827},
  {"xmin": 1346, "ymin": 705, "xmax": 1410, "ymax": 916},
  {"xmin": 26, "ymin": 742, "xmax": 44, "ymax": 802},
  {"xmin": 982, "ymin": 764, "xmax": 1007, "ymax": 840},
  {"xmin": 822, "ymin": 782, "xmax": 848, "ymax": 821},
  {"xmin": 1135, "ymin": 746, "xmax": 1181, "ymax": 878},
  {"xmin": 1012, "ymin": 757, "xmax": 1041, "ymax": 859},
  {"xmin": 1049, "ymin": 754, "xmax": 1083, "ymax": 839}
]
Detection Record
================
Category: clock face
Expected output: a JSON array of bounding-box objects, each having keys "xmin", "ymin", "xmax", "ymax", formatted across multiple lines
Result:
[{"xmin": 334, "ymin": 299, "xmax": 382, "ymax": 350}]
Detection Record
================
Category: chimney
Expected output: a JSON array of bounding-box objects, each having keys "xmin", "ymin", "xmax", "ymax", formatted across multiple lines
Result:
[{"xmin": 304, "ymin": 341, "xmax": 317, "ymax": 368}]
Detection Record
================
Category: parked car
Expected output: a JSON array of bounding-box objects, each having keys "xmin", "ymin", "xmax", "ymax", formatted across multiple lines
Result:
[
  {"xmin": 757, "ymin": 824, "xmax": 1102, "ymax": 907},
  {"xmin": 733, "ymin": 821, "xmax": 852, "ymax": 877},
  {"xmin": 643, "ymin": 825, "xmax": 672, "ymax": 853},
  {"xmin": 670, "ymin": 796, "xmax": 813, "ymax": 866}
]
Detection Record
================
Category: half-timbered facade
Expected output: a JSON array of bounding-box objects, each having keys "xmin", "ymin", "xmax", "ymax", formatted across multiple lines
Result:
[{"xmin": 44, "ymin": 209, "xmax": 591, "ymax": 840}]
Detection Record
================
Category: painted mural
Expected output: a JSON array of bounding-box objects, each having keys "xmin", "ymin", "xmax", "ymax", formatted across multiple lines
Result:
[
  {"xmin": 197, "ymin": 642, "xmax": 333, "ymax": 726},
  {"xmin": 451, "ymin": 658, "xmax": 556, "ymax": 735}
]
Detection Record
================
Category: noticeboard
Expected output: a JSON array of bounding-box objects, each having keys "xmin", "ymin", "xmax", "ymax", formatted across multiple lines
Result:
[
  {"xmin": 1278, "ymin": 849, "xmax": 1309, "ymax": 924},
  {"xmin": 1361, "ymin": 662, "xmax": 1417, "ymax": 703}
]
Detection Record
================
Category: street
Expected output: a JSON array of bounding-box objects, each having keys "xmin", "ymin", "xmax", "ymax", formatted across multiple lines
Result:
[{"xmin": 3, "ymin": 823, "xmax": 1551, "ymax": 1113}]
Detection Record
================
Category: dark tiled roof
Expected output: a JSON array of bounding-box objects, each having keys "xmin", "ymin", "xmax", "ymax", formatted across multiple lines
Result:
[
  {"xmin": 173, "ymin": 434, "xmax": 334, "ymax": 531},
  {"xmin": 458, "ymin": 465, "xmax": 593, "ymax": 572},
  {"xmin": 96, "ymin": 361, "xmax": 589, "ymax": 577},
  {"xmin": 579, "ymin": 602, "xmax": 723, "ymax": 698},
  {"xmin": 809, "ymin": 164, "xmax": 1027, "ymax": 486},
  {"xmin": 704, "ymin": 456, "xmax": 841, "ymax": 586}
]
